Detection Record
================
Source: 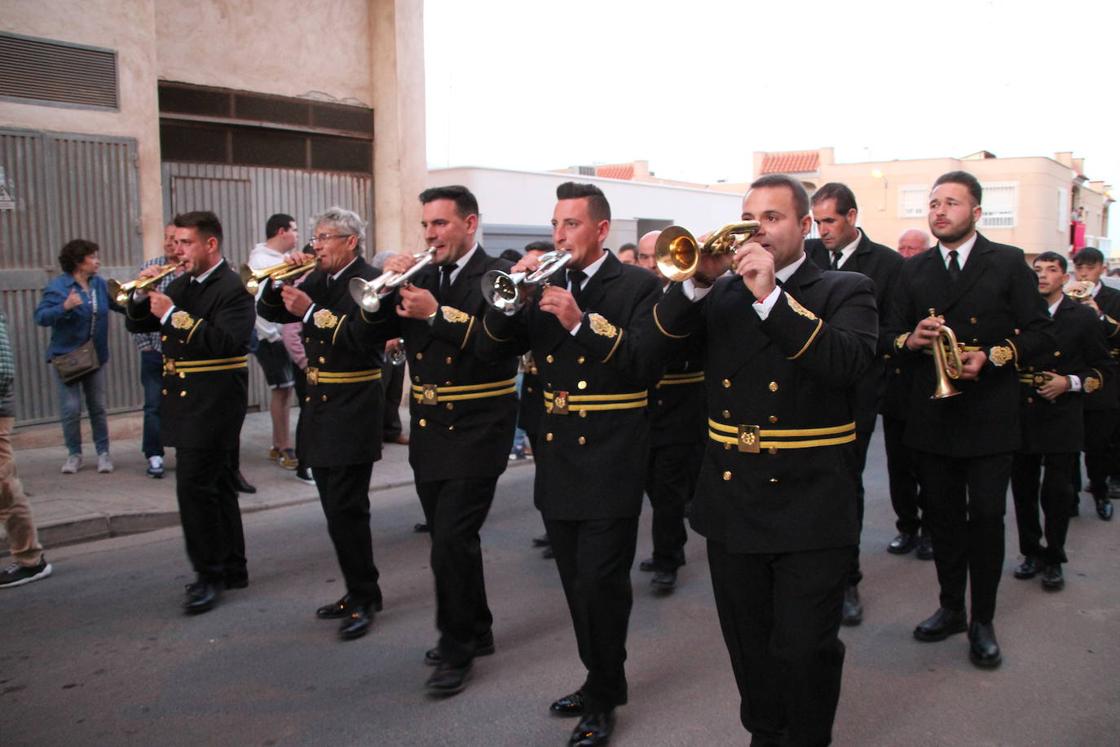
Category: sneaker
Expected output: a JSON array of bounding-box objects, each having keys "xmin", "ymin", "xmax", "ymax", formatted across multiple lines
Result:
[
  {"xmin": 61, "ymin": 455, "xmax": 82, "ymax": 474},
  {"xmin": 295, "ymin": 466, "xmax": 315, "ymax": 485},
  {"xmin": 147, "ymin": 455, "xmax": 165, "ymax": 479},
  {"xmin": 278, "ymin": 448, "xmax": 298, "ymax": 470},
  {"xmin": 97, "ymin": 453, "xmax": 114, "ymax": 474},
  {"xmin": 0, "ymin": 558, "xmax": 53, "ymax": 589}
]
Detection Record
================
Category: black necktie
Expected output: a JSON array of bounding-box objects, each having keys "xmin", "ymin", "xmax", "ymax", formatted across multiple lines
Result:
[
  {"xmin": 567, "ymin": 269, "xmax": 587, "ymax": 305},
  {"xmin": 947, "ymin": 250, "xmax": 961, "ymax": 283},
  {"xmin": 830, "ymin": 251, "xmax": 842, "ymax": 270},
  {"xmin": 439, "ymin": 263, "xmax": 457, "ymax": 302}
]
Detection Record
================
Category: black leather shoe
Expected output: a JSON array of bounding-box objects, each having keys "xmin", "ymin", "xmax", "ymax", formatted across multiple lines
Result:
[
  {"xmin": 913, "ymin": 607, "xmax": 967, "ymax": 642},
  {"xmin": 1014, "ymin": 556, "xmax": 1043, "ymax": 579},
  {"xmin": 570, "ymin": 709, "xmax": 615, "ymax": 746},
  {"xmin": 841, "ymin": 585, "xmax": 863, "ymax": 626},
  {"xmin": 1096, "ymin": 498, "xmax": 1114, "ymax": 521},
  {"xmin": 424, "ymin": 631, "xmax": 496, "ymax": 666},
  {"xmin": 651, "ymin": 569, "xmax": 677, "ymax": 593},
  {"xmin": 550, "ymin": 690, "xmax": 586, "ymax": 717},
  {"xmin": 968, "ymin": 621, "xmax": 1002, "ymax": 669},
  {"xmin": 339, "ymin": 605, "xmax": 374, "ymax": 640},
  {"xmin": 413, "ymin": 522, "xmax": 430, "ymax": 533},
  {"xmin": 233, "ymin": 470, "xmax": 256, "ymax": 494},
  {"xmin": 638, "ymin": 557, "xmax": 655, "ymax": 572},
  {"xmin": 532, "ymin": 533, "xmax": 551, "ymax": 547},
  {"xmin": 224, "ymin": 574, "xmax": 249, "ymax": 590},
  {"xmin": 887, "ymin": 532, "xmax": 918, "ymax": 555},
  {"xmin": 425, "ymin": 661, "xmax": 471, "ymax": 696},
  {"xmin": 183, "ymin": 581, "xmax": 219, "ymax": 615},
  {"xmin": 1041, "ymin": 563, "xmax": 1065, "ymax": 591},
  {"xmin": 916, "ymin": 534, "xmax": 935, "ymax": 561},
  {"xmin": 318, "ymin": 594, "xmax": 383, "ymax": 620}
]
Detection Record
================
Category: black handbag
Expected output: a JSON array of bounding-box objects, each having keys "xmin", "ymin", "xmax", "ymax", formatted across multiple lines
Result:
[{"xmin": 51, "ymin": 284, "xmax": 102, "ymax": 384}]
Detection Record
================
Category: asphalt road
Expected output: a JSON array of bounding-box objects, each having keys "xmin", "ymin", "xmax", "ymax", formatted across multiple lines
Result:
[{"xmin": 2, "ymin": 439, "xmax": 1119, "ymax": 746}]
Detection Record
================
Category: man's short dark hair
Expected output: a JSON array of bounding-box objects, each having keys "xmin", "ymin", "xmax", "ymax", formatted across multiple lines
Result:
[
  {"xmin": 499, "ymin": 249, "xmax": 523, "ymax": 263},
  {"xmin": 933, "ymin": 171, "xmax": 983, "ymax": 207},
  {"xmin": 58, "ymin": 239, "xmax": 100, "ymax": 274},
  {"xmin": 556, "ymin": 182, "xmax": 611, "ymax": 223},
  {"xmin": 173, "ymin": 210, "xmax": 224, "ymax": 246},
  {"xmin": 1034, "ymin": 251, "xmax": 1067, "ymax": 273},
  {"xmin": 418, "ymin": 185, "xmax": 479, "ymax": 219},
  {"xmin": 618, "ymin": 242, "xmax": 637, "ymax": 254},
  {"xmin": 1074, "ymin": 247, "xmax": 1105, "ymax": 266},
  {"xmin": 524, "ymin": 240, "xmax": 555, "ymax": 253},
  {"xmin": 748, "ymin": 174, "xmax": 811, "ymax": 219},
  {"xmin": 811, "ymin": 182, "xmax": 858, "ymax": 215},
  {"xmin": 266, "ymin": 213, "xmax": 295, "ymax": 239}
]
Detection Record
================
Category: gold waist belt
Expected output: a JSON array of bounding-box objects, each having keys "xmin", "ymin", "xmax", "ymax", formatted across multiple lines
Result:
[
  {"xmin": 411, "ymin": 377, "xmax": 517, "ymax": 405},
  {"xmin": 708, "ymin": 418, "xmax": 856, "ymax": 453},
  {"xmin": 544, "ymin": 389, "xmax": 648, "ymax": 415},
  {"xmin": 164, "ymin": 355, "xmax": 248, "ymax": 375},
  {"xmin": 308, "ymin": 367, "xmax": 381, "ymax": 385},
  {"xmin": 656, "ymin": 371, "xmax": 705, "ymax": 387}
]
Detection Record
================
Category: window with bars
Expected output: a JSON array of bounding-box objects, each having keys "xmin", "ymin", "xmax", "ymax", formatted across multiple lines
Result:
[
  {"xmin": 898, "ymin": 186, "xmax": 927, "ymax": 218},
  {"xmin": 979, "ymin": 182, "xmax": 1017, "ymax": 229}
]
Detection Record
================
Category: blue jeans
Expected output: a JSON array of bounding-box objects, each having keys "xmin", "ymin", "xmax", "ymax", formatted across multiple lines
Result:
[
  {"xmin": 140, "ymin": 350, "xmax": 164, "ymax": 457},
  {"xmin": 55, "ymin": 365, "xmax": 109, "ymax": 456}
]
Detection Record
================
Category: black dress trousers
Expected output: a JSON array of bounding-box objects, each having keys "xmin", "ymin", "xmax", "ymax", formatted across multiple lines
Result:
[
  {"xmin": 176, "ymin": 447, "xmax": 246, "ymax": 584},
  {"xmin": 1011, "ymin": 452, "xmax": 1075, "ymax": 564},
  {"xmin": 416, "ymin": 476, "xmax": 499, "ymax": 667},
  {"xmin": 644, "ymin": 440, "xmax": 701, "ymax": 571},
  {"xmin": 312, "ymin": 462, "xmax": 382, "ymax": 607},
  {"xmin": 882, "ymin": 414, "xmax": 923, "ymax": 536}
]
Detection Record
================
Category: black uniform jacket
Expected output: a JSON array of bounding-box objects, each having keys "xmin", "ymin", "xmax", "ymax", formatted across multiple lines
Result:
[
  {"xmin": 257, "ymin": 257, "xmax": 385, "ymax": 467},
  {"xmin": 649, "ymin": 293, "xmax": 706, "ymax": 449},
  {"xmin": 808, "ymin": 232, "xmax": 904, "ymax": 432},
  {"xmin": 1017, "ymin": 296, "xmax": 1113, "ymax": 454},
  {"xmin": 651, "ymin": 258, "xmax": 878, "ymax": 553},
  {"xmin": 478, "ymin": 252, "xmax": 663, "ymax": 521},
  {"xmin": 125, "ymin": 260, "xmax": 254, "ymax": 450},
  {"xmin": 363, "ymin": 247, "xmax": 519, "ymax": 482},
  {"xmin": 1084, "ymin": 284, "xmax": 1120, "ymax": 414},
  {"xmin": 885, "ymin": 234, "xmax": 1055, "ymax": 458},
  {"xmin": 518, "ymin": 355, "xmax": 545, "ymax": 437}
]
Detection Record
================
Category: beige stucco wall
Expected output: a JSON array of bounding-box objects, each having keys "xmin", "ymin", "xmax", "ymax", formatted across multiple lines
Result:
[{"xmin": 1, "ymin": 0, "xmax": 165, "ymax": 256}]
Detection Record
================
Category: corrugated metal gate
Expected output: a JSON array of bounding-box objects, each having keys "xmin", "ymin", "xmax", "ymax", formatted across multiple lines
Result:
[
  {"xmin": 0, "ymin": 127, "xmax": 143, "ymax": 425},
  {"xmin": 161, "ymin": 162, "xmax": 373, "ymax": 412}
]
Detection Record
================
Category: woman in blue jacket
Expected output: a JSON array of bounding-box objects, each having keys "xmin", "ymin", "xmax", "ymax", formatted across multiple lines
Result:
[{"xmin": 34, "ymin": 239, "xmax": 122, "ymax": 474}]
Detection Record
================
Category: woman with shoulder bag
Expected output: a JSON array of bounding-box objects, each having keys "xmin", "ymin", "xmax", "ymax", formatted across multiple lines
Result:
[{"xmin": 34, "ymin": 239, "xmax": 123, "ymax": 474}]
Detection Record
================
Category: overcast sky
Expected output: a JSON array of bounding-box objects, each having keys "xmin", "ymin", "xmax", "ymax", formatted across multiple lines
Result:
[{"xmin": 425, "ymin": 0, "xmax": 1117, "ymax": 229}]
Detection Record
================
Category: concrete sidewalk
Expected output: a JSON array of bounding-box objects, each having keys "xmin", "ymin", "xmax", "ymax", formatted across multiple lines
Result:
[{"xmin": 2, "ymin": 407, "xmax": 525, "ymax": 554}]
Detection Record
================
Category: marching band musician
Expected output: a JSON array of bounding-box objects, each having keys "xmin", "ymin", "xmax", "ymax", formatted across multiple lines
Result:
[
  {"xmin": 885, "ymin": 171, "xmax": 1054, "ymax": 669},
  {"xmin": 124, "ymin": 211, "xmax": 255, "ymax": 615},
  {"xmin": 256, "ymin": 206, "xmax": 387, "ymax": 641},
  {"xmin": 368, "ymin": 185, "xmax": 519, "ymax": 696},
  {"xmin": 477, "ymin": 182, "xmax": 662, "ymax": 747},
  {"xmin": 648, "ymin": 174, "xmax": 876, "ymax": 745},
  {"xmin": 1010, "ymin": 252, "xmax": 1113, "ymax": 591}
]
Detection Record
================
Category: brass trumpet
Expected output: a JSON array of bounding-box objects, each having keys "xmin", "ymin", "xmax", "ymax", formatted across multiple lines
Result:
[
  {"xmin": 348, "ymin": 248, "xmax": 436, "ymax": 313},
  {"xmin": 107, "ymin": 261, "xmax": 184, "ymax": 305},
  {"xmin": 654, "ymin": 221, "xmax": 761, "ymax": 282},
  {"xmin": 1064, "ymin": 280, "xmax": 1094, "ymax": 302},
  {"xmin": 240, "ymin": 257, "xmax": 317, "ymax": 294},
  {"xmin": 929, "ymin": 308, "xmax": 963, "ymax": 399},
  {"xmin": 481, "ymin": 250, "xmax": 572, "ymax": 315}
]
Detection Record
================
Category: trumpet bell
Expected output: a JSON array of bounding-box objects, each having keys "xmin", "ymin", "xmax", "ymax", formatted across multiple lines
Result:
[
  {"xmin": 654, "ymin": 226, "xmax": 700, "ymax": 283},
  {"xmin": 349, "ymin": 276, "xmax": 384, "ymax": 313},
  {"xmin": 481, "ymin": 269, "xmax": 526, "ymax": 316},
  {"xmin": 106, "ymin": 278, "xmax": 130, "ymax": 306}
]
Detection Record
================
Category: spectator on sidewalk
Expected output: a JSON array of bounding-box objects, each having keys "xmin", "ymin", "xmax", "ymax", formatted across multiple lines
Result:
[
  {"xmin": 131, "ymin": 223, "xmax": 182, "ymax": 478},
  {"xmin": 249, "ymin": 213, "xmax": 300, "ymax": 470},
  {"xmin": 0, "ymin": 309, "xmax": 53, "ymax": 589},
  {"xmin": 34, "ymin": 239, "xmax": 123, "ymax": 474}
]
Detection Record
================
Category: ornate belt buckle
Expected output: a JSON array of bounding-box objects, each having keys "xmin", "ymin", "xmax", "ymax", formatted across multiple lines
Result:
[
  {"xmin": 421, "ymin": 384, "xmax": 439, "ymax": 405},
  {"xmin": 163, "ymin": 358, "xmax": 176, "ymax": 375},
  {"xmin": 552, "ymin": 390, "xmax": 569, "ymax": 415},
  {"xmin": 307, "ymin": 367, "xmax": 319, "ymax": 386},
  {"xmin": 737, "ymin": 424, "xmax": 761, "ymax": 454}
]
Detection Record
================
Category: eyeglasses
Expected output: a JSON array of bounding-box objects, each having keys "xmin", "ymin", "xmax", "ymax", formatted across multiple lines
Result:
[{"xmin": 309, "ymin": 233, "xmax": 353, "ymax": 245}]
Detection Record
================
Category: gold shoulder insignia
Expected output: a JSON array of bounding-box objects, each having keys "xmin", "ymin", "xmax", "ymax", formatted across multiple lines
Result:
[
  {"xmin": 441, "ymin": 306, "xmax": 469, "ymax": 324},
  {"xmin": 785, "ymin": 294, "xmax": 817, "ymax": 321},
  {"xmin": 170, "ymin": 311, "xmax": 194, "ymax": 330},
  {"xmin": 589, "ymin": 313, "xmax": 618, "ymax": 338},
  {"xmin": 989, "ymin": 345, "xmax": 1013, "ymax": 367},
  {"xmin": 1085, "ymin": 376, "xmax": 1101, "ymax": 393},
  {"xmin": 313, "ymin": 308, "xmax": 339, "ymax": 330}
]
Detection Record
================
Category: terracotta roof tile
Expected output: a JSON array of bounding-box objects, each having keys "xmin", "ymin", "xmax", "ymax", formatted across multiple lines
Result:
[
  {"xmin": 594, "ymin": 164, "xmax": 635, "ymax": 180},
  {"xmin": 759, "ymin": 151, "xmax": 819, "ymax": 175}
]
